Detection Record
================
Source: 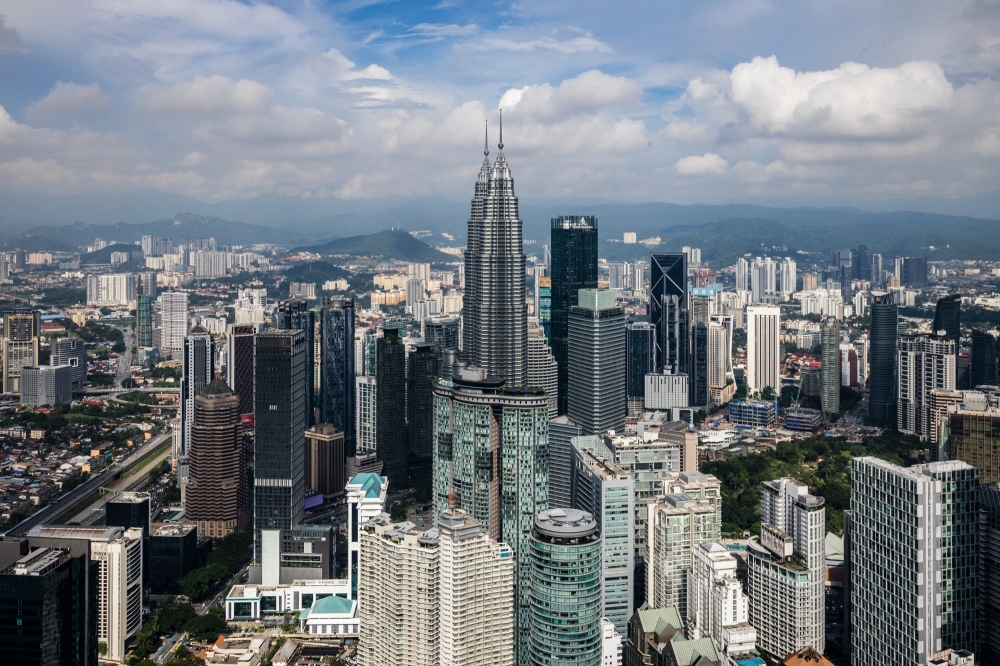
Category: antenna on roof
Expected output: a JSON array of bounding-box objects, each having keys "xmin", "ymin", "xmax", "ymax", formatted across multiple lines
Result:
[
  {"xmin": 498, "ymin": 109, "xmax": 503, "ymax": 150},
  {"xmin": 484, "ymin": 119, "xmax": 489, "ymax": 157}
]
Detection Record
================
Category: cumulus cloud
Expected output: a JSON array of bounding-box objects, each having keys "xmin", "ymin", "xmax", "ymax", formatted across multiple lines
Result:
[
  {"xmin": 408, "ymin": 23, "xmax": 478, "ymax": 38},
  {"xmin": 499, "ymin": 70, "xmax": 641, "ymax": 123},
  {"xmin": 25, "ymin": 82, "xmax": 109, "ymax": 123},
  {"xmin": 0, "ymin": 18, "xmax": 21, "ymax": 50},
  {"xmin": 142, "ymin": 76, "xmax": 273, "ymax": 116},
  {"xmin": 459, "ymin": 34, "xmax": 612, "ymax": 54},
  {"xmin": 660, "ymin": 121, "xmax": 710, "ymax": 142},
  {"xmin": 729, "ymin": 56, "xmax": 954, "ymax": 139},
  {"xmin": 675, "ymin": 153, "xmax": 729, "ymax": 176}
]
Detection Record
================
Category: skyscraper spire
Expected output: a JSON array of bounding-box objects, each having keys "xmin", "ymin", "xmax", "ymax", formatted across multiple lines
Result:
[
  {"xmin": 484, "ymin": 119, "xmax": 489, "ymax": 157},
  {"xmin": 498, "ymin": 108, "xmax": 504, "ymax": 151}
]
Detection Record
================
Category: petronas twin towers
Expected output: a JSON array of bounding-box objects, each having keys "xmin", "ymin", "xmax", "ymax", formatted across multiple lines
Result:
[{"xmin": 462, "ymin": 118, "xmax": 528, "ymax": 386}]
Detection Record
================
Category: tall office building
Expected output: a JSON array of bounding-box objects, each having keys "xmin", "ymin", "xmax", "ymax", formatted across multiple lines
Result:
[
  {"xmin": 626, "ymin": 322, "xmax": 656, "ymax": 414},
  {"xmin": 345, "ymin": 472, "xmax": 387, "ymax": 599},
  {"xmin": 357, "ymin": 516, "xmax": 440, "ymax": 666},
  {"xmin": 900, "ymin": 256, "xmax": 929, "ymax": 287},
  {"xmin": 548, "ymin": 415, "xmax": 583, "ymax": 510},
  {"xmin": 550, "ymin": 215, "xmax": 599, "ymax": 414},
  {"xmin": 253, "ymin": 329, "xmax": 308, "ymax": 559},
  {"xmin": 462, "ymin": 133, "xmax": 528, "ymax": 387},
  {"xmin": 186, "ymin": 376, "xmax": 248, "ymax": 539},
  {"xmin": 438, "ymin": 505, "xmax": 516, "ymax": 666},
  {"xmin": 528, "ymin": 508, "xmax": 602, "ymax": 666},
  {"xmin": 537, "ymin": 276, "xmax": 552, "ymax": 341},
  {"xmin": 2, "ymin": 309, "xmax": 40, "ymax": 394},
  {"xmin": 158, "ymin": 291, "xmax": 188, "ymax": 355},
  {"xmin": 568, "ymin": 289, "xmax": 627, "ymax": 435},
  {"xmin": 747, "ymin": 478, "xmax": 825, "ymax": 658},
  {"xmin": 51, "ymin": 336, "xmax": 86, "ymax": 386},
  {"xmin": 869, "ymin": 291, "xmax": 899, "ymax": 424},
  {"xmin": 851, "ymin": 458, "xmax": 980, "ymax": 665},
  {"xmin": 355, "ymin": 375, "xmax": 377, "ymax": 453},
  {"xmin": 647, "ymin": 493, "xmax": 720, "ymax": 618},
  {"xmin": 707, "ymin": 320, "xmax": 733, "ymax": 406},
  {"xmin": 226, "ymin": 324, "xmax": 256, "ymax": 419},
  {"xmin": 432, "ymin": 364, "xmax": 549, "ymax": 662},
  {"xmin": 29, "ymin": 526, "xmax": 144, "ymax": 665},
  {"xmin": 424, "ymin": 314, "xmax": 460, "ymax": 364},
  {"xmin": 736, "ymin": 257, "xmax": 750, "ymax": 292},
  {"xmin": 690, "ymin": 321, "xmax": 709, "ymax": 407},
  {"xmin": 527, "ymin": 317, "xmax": 559, "ymax": 417},
  {"xmin": 304, "ymin": 424, "xmax": 346, "ymax": 499},
  {"xmin": 970, "ymin": 329, "xmax": 997, "ymax": 388},
  {"xmin": 179, "ymin": 326, "xmax": 214, "ymax": 465},
  {"xmin": 375, "ymin": 326, "xmax": 407, "ymax": 489},
  {"xmin": 821, "ymin": 317, "xmax": 841, "ymax": 418},
  {"xmin": 946, "ymin": 397, "xmax": 1000, "ymax": 483},
  {"xmin": 934, "ymin": 294, "xmax": 962, "ymax": 341},
  {"xmin": 0, "ymin": 544, "xmax": 96, "ymax": 666},
  {"xmin": 319, "ymin": 298, "xmax": 355, "ymax": 454},
  {"xmin": 277, "ymin": 299, "xmax": 316, "ymax": 426},
  {"xmin": 982, "ymin": 483, "xmax": 1000, "ymax": 663},
  {"xmin": 136, "ymin": 290, "xmax": 153, "ymax": 348},
  {"xmin": 407, "ymin": 343, "xmax": 438, "ymax": 480},
  {"xmin": 898, "ymin": 333, "xmax": 957, "ymax": 437},
  {"xmin": 571, "ymin": 445, "xmax": 635, "ymax": 637},
  {"xmin": 649, "ymin": 253, "xmax": 688, "ymax": 374},
  {"xmin": 746, "ymin": 306, "xmax": 780, "ymax": 395},
  {"xmin": 688, "ymin": 542, "xmax": 758, "ymax": 663}
]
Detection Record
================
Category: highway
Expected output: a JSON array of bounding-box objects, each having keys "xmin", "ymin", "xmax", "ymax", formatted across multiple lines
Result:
[{"xmin": 4, "ymin": 431, "xmax": 172, "ymax": 536}]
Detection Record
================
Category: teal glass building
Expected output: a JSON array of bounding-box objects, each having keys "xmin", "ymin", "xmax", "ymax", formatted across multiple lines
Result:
[{"xmin": 528, "ymin": 508, "xmax": 602, "ymax": 666}]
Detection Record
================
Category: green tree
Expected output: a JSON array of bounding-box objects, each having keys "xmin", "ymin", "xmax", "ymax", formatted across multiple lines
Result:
[
  {"xmin": 98, "ymin": 642, "xmax": 108, "ymax": 656},
  {"xmin": 734, "ymin": 384, "xmax": 748, "ymax": 400},
  {"xmin": 760, "ymin": 385, "xmax": 776, "ymax": 401},
  {"xmin": 184, "ymin": 607, "xmax": 229, "ymax": 641}
]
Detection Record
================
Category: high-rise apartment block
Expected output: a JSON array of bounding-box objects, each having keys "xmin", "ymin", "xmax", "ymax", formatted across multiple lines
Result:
[
  {"xmin": 568, "ymin": 289, "xmax": 626, "ymax": 435},
  {"xmin": 571, "ymin": 445, "xmax": 635, "ymax": 637},
  {"xmin": 438, "ymin": 506, "xmax": 515, "ymax": 666},
  {"xmin": 432, "ymin": 364, "xmax": 548, "ymax": 661},
  {"xmin": 407, "ymin": 343, "xmax": 438, "ymax": 477},
  {"xmin": 185, "ymin": 377, "xmax": 249, "ymax": 539},
  {"xmin": 320, "ymin": 298, "xmax": 356, "ymax": 455},
  {"xmin": 51, "ymin": 336, "xmax": 86, "ymax": 385},
  {"xmin": 346, "ymin": 472, "xmax": 387, "ymax": 600},
  {"xmin": 86, "ymin": 273, "xmax": 137, "ymax": 306},
  {"xmin": 226, "ymin": 323, "xmax": 256, "ymax": 419},
  {"xmin": 550, "ymin": 216, "xmax": 599, "ymax": 414},
  {"xmin": 647, "ymin": 493, "xmax": 720, "ymax": 617},
  {"xmin": 898, "ymin": 333, "xmax": 956, "ymax": 437},
  {"xmin": 355, "ymin": 375, "xmax": 377, "ymax": 453},
  {"xmin": 2, "ymin": 309, "xmax": 40, "ymax": 393},
  {"xmin": 548, "ymin": 415, "xmax": 583, "ymax": 510},
  {"xmin": 253, "ymin": 329, "xmax": 308, "ymax": 559},
  {"xmin": 158, "ymin": 291, "xmax": 189, "ymax": 355},
  {"xmin": 527, "ymin": 317, "xmax": 559, "ymax": 417},
  {"xmin": 948, "ymin": 400, "xmax": 1000, "ymax": 483},
  {"xmin": 180, "ymin": 325, "xmax": 214, "ymax": 466},
  {"xmin": 746, "ymin": 305, "xmax": 780, "ymax": 395},
  {"xmin": 528, "ymin": 508, "xmax": 603, "ymax": 666},
  {"xmin": 748, "ymin": 478, "xmax": 825, "ymax": 658},
  {"xmin": 688, "ymin": 542, "xmax": 758, "ymax": 662},
  {"xmin": 19, "ymin": 365, "xmax": 73, "ymax": 407},
  {"xmin": 462, "ymin": 140, "xmax": 528, "ymax": 387},
  {"xmin": 851, "ymin": 458, "xmax": 980, "ymax": 665}
]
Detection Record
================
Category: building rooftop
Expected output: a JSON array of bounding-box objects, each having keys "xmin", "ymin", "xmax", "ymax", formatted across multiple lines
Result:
[
  {"xmin": 634, "ymin": 605, "xmax": 683, "ymax": 637},
  {"xmin": 347, "ymin": 472, "xmax": 385, "ymax": 498},
  {"xmin": 778, "ymin": 646, "xmax": 835, "ymax": 666},
  {"xmin": 534, "ymin": 508, "xmax": 598, "ymax": 540},
  {"xmin": 298, "ymin": 594, "xmax": 354, "ymax": 620},
  {"xmin": 109, "ymin": 491, "xmax": 150, "ymax": 504},
  {"xmin": 151, "ymin": 522, "xmax": 196, "ymax": 537}
]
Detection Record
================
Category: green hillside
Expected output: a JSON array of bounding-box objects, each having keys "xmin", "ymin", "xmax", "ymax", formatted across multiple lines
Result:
[{"xmin": 296, "ymin": 229, "xmax": 456, "ymax": 263}]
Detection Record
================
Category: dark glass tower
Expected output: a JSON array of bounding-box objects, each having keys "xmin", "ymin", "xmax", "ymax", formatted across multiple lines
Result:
[
  {"xmin": 277, "ymin": 299, "xmax": 315, "ymax": 426},
  {"xmin": 691, "ymin": 321, "xmax": 709, "ymax": 406},
  {"xmin": 626, "ymin": 322, "xmax": 656, "ymax": 406},
  {"xmin": 933, "ymin": 295, "xmax": 961, "ymax": 340},
  {"xmin": 550, "ymin": 215, "xmax": 599, "ymax": 414},
  {"xmin": 423, "ymin": 314, "xmax": 460, "ymax": 368},
  {"xmin": 855, "ymin": 244, "xmax": 870, "ymax": 281},
  {"xmin": 375, "ymin": 326, "xmax": 407, "ymax": 489},
  {"xmin": 649, "ymin": 253, "xmax": 688, "ymax": 374},
  {"xmin": 869, "ymin": 291, "xmax": 898, "ymax": 425},
  {"xmin": 462, "ymin": 126, "xmax": 528, "ymax": 387},
  {"xmin": 406, "ymin": 343, "xmax": 438, "ymax": 484},
  {"xmin": 320, "ymin": 298, "xmax": 355, "ymax": 455},
  {"xmin": 227, "ymin": 324, "xmax": 256, "ymax": 418},
  {"xmin": 971, "ymin": 329, "xmax": 997, "ymax": 388},
  {"xmin": 253, "ymin": 329, "xmax": 308, "ymax": 559}
]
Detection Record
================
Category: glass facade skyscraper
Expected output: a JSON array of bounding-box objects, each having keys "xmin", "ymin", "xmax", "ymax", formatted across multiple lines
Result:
[
  {"xmin": 277, "ymin": 299, "xmax": 316, "ymax": 427},
  {"xmin": 971, "ymin": 329, "xmax": 997, "ymax": 388},
  {"xmin": 375, "ymin": 326, "xmax": 407, "ymax": 489},
  {"xmin": 567, "ymin": 289, "xmax": 626, "ymax": 435},
  {"xmin": 528, "ymin": 508, "xmax": 602, "ymax": 666},
  {"xmin": 406, "ymin": 343, "xmax": 438, "ymax": 483},
  {"xmin": 432, "ymin": 365, "xmax": 549, "ymax": 663},
  {"xmin": 550, "ymin": 215, "xmax": 598, "ymax": 414},
  {"xmin": 649, "ymin": 253, "xmax": 688, "ymax": 374},
  {"xmin": 626, "ymin": 322, "xmax": 655, "ymax": 413},
  {"xmin": 253, "ymin": 329, "xmax": 308, "ymax": 560},
  {"xmin": 136, "ymin": 293, "xmax": 153, "ymax": 347},
  {"xmin": 869, "ymin": 291, "xmax": 898, "ymax": 425},
  {"xmin": 320, "ymin": 298, "xmax": 355, "ymax": 455}
]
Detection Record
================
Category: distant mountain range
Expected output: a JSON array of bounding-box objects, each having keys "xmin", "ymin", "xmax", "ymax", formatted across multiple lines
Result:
[{"xmin": 294, "ymin": 230, "xmax": 456, "ymax": 264}]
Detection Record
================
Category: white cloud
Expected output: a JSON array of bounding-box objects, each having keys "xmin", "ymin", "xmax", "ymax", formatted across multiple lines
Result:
[
  {"xmin": 660, "ymin": 121, "xmax": 710, "ymax": 142},
  {"xmin": 142, "ymin": 76, "xmax": 273, "ymax": 115},
  {"xmin": 499, "ymin": 70, "xmax": 642, "ymax": 123},
  {"xmin": 459, "ymin": 34, "xmax": 612, "ymax": 54},
  {"xmin": 675, "ymin": 153, "xmax": 729, "ymax": 176},
  {"xmin": 408, "ymin": 23, "xmax": 478, "ymax": 38},
  {"xmin": 25, "ymin": 82, "xmax": 109, "ymax": 123},
  {"xmin": 729, "ymin": 56, "xmax": 954, "ymax": 139},
  {"xmin": 182, "ymin": 151, "xmax": 208, "ymax": 166}
]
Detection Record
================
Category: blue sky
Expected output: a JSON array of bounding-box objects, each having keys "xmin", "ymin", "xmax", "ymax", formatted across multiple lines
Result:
[{"xmin": 0, "ymin": 0, "xmax": 998, "ymax": 206}]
